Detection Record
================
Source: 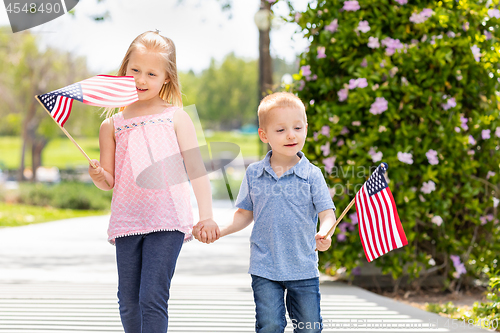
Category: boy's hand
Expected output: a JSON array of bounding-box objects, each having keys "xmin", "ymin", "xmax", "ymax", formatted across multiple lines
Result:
[
  {"xmin": 315, "ymin": 233, "xmax": 332, "ymax": 252},
  {"xmin": 193, "ymin": 218, "xmax": 219, "ymax": 244}
]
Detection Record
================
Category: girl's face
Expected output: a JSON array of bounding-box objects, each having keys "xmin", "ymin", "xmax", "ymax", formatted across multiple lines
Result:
[{"xmin": 126, "ymin": 49, "xmax": 168, "ymax": 102}]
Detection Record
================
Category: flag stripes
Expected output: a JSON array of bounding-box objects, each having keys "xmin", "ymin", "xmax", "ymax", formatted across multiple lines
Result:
[
  {"xmin": 36, "ymin": 75, "xmax": 138, "ymax": 127},
  {"xmin": 50, "ymin": 96, "xmax": 73, "ymax": 127},
  {"xmin": 355, "ymin": 163, "xmax": 408, "ymax": 262}
]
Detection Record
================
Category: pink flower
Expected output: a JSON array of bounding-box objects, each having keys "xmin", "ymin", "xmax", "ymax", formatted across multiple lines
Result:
[
  {"xmin": 496, "ymin": 127, "xmax": 500, "ymax": 138},
  {"xmin": 450, "ymin": 255, "xmax": 466, "ymax": 278},
  {"xmin": 487, "ymin": 171, "xmax": 496, "ymax": 179},
  {"xmin": 368, "ymin": 147, "xmax": 383, "ymax": 162},
  {"xmin": 301, "ymin": 65, "xmax": 312, "ymax": 77},
  {"xmin": 343, "ymin": 0, "xmax": 360, "ymax": 11},
  {"xmin": 426, "ymin": 149, "xmax": 439, "ymax": 165},
  {"xmin": 368, "ymin": 36, "xmax": 380, "ymax": 48},
  {"xmin": 471, "ymin": 45, "xmax": 481, "ymax": 62},
  {"xmin": 469, "ymin": 135, "xmax": 476, "ymax": 145},
  {"xmin": 485, "ymin": 30, "xmax": 493, "ymax": 40},
  {"xmin": 357, "ymin": 78, "xmax": 368, "ymax": 88},
  {"xmin": 360, "ymin": 58, "xmax": 368, "ymax": 67},
  {"xmin": 463, "ymin": 22, "xmax": 470, "ymax": 31},
  {"xmin": 442, "ymin": 97, "xmax": 456, "ymax": 110},
  {"xmin": 337, "ymin": 139, "xmax": 345, "ymax": 147},
  {"xmin": 337, "ymin": 233, "xmax": 346, "ymax": 242},
  {"xmin": 460, "ymin": 116, "xmax": 468, "ymax": 130},
  {"xmin": 397, "ymin": 152, "xmax": 414, "ymax": 164},
  {"xmin": 348, "ymin": 78, "xmax": 368, "ymax": 89},
  {"xmin": 421, "ymin": 180, "xmax": 436, "ymax": 194},
  {"xmin": 381, "ymin": 37, "xmax": 404, "ymax": 55},
  {"xmin": 395, "ymin": 0, "xmax": 407, "ymax": 4},
  {"xmin": 357, "ymin": 20, "xmax": 371, "ymax": 33},
  {"xmin": 455, "ymin": 127, "xmax": 461, "ymax": 133},
  {"xmin": 348, "ymin": 79, "xmax": 358, "ymax": 89},
  {"xmin": 349, "ymin": 212, "xmax": 358, "ymax": 225},
  {"xmin": 369, "ymin": 97, "xmax": 388, "ymax": 115},
  {"xmin": 321, "ymin": 142, "xmax": 330, "ymax": 156},
  {"xmin": 352, "ymin": 121, "xmax": 361, "ymax": 126},
  {"xmin": 321, "ymin": 125, "xmax": 330, "ymax": 136},
  {"xmin": 340, "ymin": 126, "xmax": 350, "ymax": 135},
  {"xmin": 488, "ymin": 8, "xmax": 500, "ymax": 19},
  {"xmin": 447, "ymin": 31, "xmax": 456, "ymax": 38},
  {"xmin": 431, "ymin": 215, "xmax": 443, "ymax": 226},
  {"xmin": 325, "ymin": 19, "xmax": 338, "ymax": 32},
  {"xmin": 338, "ymin": 88, "xmax": 348, "ymax": 102},
  {"xmin": 313, "ymin": 131, "xmax": 319, "ymax": 141},
  {"xmin": 294, "ymin": 12, "xmax": 302, "ymax": 22},
  {"xmin": 323, "ymin": 157, "xmax": 336, "ymax": 174},
  {"xmin": 401, "ymin": 77, "xmax": 408, "ymax": 86},
  {"xmin": 317, "ymin": 46, "xmax": 326, "ymax": 59},
  {"xmin": 482, "ymin": 129, "xmax": 491, "ymax": 140}
]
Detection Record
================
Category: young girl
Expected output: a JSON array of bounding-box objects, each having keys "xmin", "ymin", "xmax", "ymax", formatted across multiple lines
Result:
[{"xmin": 88, "ymin": 31, "xmax": 220, "ymax": 332}]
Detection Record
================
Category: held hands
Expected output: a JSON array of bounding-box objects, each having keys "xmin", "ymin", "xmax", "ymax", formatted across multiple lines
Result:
[
  {"xmin": 192, "ymin": 218, "xmax": 220, "ymax": 244},
  {"xmin": 315, "ymin": 233, "xmax": 332, "ymax": 252}
]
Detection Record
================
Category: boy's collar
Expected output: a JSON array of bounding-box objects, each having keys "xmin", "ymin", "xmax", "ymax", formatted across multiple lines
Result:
[{"xmin": 257, "ymin": 150, "xmax": 309, "ymax": 180}]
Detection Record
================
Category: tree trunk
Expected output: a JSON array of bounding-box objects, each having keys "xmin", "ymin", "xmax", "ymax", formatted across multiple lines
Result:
[{"xmin": 31, "ymin": 137, "xmax": 47, "ymax": 182}]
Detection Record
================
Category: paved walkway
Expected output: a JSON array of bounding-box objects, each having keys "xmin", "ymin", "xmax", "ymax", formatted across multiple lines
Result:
[{"xmin": 0, "ymin": 203, "xmax": 488, "ymax": 332}]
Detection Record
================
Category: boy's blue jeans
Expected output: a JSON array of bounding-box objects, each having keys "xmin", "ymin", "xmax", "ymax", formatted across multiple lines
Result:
[
  {"xmin": 115, "ymin": 231, "xmax": 184, "ymax": 333},
  {"xmin": 251, "ymin": 275, "xmax": 322, "ymax": 333}
]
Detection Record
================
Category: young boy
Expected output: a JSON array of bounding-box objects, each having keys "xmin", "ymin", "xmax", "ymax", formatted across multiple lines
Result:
[{"xmin": 195, "ymin": 92, "xmax": 337, "ymax": 333}]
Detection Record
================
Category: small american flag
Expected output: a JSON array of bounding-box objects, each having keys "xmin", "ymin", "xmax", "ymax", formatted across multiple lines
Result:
[
  {"xmin": 355, "ymin": 162, "xmax": 408, "ymax": 262},
  {"xmin": 37, "ymin": 75, "xmax": 138, "ymax": 126}
]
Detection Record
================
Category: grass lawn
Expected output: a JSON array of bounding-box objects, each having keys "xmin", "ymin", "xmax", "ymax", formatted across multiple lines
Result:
[
  {"xmin": 0, "ymin": 132, "xmax": 260, "ymax": 170},
  {"xmin": 0, "ymin": 202, "xmax": 108, "ymax": 227}
]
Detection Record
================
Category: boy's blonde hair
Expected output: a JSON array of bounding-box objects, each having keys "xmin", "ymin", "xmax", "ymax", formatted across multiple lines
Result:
[
  {"xmin": 257, "ymin": 92, "xmax": 306, "ymax": 129},
  {"xmin": 104, "ymin": 31, "xmax": 182, "ymax": 118}
]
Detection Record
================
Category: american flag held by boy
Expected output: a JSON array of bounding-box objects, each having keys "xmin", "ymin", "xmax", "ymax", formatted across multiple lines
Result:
[
  {"xmin": 355, "ymin": 162, "xmax": 408, "ymax": 262},
  {"xmin": 36, "ymin": 75, "xmax": 138, "ymax": 127}
]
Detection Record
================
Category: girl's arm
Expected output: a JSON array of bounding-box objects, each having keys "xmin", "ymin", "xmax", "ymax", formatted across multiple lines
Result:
[
  {"xmin": 315, "ymin": 208, "xmax": 337, "ymax": 251},
  {"xmin": 174, "ymin": 108, "xmax": 219, "ymax": 243},
  {"xmin": 88, "ymin": 118, "xmax": 115, "ymax": 190}
]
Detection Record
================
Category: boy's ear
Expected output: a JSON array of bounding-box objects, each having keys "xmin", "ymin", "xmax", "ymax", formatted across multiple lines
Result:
[{"xmin": 258, "ymin": 128, "xmax": 269, "ymax": 143}]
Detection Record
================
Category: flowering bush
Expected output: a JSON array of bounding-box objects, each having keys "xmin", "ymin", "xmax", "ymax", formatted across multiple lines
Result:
[{"xmin": 291, "ymin": 0, "xmax": 500, "ymax": 287}]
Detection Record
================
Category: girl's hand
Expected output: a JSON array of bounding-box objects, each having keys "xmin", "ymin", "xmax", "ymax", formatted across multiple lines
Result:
[
  {"xmin": 315, "ymin": 233, "xmax": 332, "ymax": 252},
  {"xmin": 193, "ymin": 219, "xmax": 219, "ymax": 244},
  {"xmin": 88, "ymin": 159, "xmax": 104, "ymax": 180}
]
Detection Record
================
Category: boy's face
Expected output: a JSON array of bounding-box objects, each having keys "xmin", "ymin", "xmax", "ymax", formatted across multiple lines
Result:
[{"xmin": 258, "ymin": 107, "xmax": 308, "ymax": 158}]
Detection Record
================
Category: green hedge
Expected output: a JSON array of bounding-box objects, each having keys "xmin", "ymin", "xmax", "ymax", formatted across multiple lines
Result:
[
  {"xmin": 18, "ymin": 182, "xmax": 112, "ymax": 211},
  {"xmin": 289, "ymin": 0, "xmax": 500, "ymax": 288}
]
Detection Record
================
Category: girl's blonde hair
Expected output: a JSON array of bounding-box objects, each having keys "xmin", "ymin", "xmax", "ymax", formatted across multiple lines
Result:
[{"xmin": 103, "ymin": 31, "xmax": 182, "ymax": 118}]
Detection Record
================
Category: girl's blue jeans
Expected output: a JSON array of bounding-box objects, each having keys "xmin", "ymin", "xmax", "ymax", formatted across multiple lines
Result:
[
  {"xmin": 115, "ymin": 231, "xmax": 184, "ymax": 333},
  {"xmin": 251, "ymin": 275, "xmax": 322, "ymax": 333}
]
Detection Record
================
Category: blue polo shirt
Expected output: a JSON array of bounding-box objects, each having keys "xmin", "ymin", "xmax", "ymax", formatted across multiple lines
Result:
[{"xmin": 235, "ymin": 150, "xmax": 336, "ymax": 281}]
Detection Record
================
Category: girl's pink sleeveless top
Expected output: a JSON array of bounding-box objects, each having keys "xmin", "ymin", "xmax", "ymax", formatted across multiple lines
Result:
[{"xmin": 108, "ymin": 106, "xmax": 193, "ymax": 244}]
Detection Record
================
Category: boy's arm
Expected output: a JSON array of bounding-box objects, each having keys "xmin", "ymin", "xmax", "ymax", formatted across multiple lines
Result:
[
  {"xmin": 193, "ymin": 208, "xmax": 253, "ymax": 243},
  {"xmin": 220, "ymin": 208, "xmax": 254, "ymax": 237},
  {"xmin": 315, "ymin": 208, "xmax": 337, "ymax": 252}
]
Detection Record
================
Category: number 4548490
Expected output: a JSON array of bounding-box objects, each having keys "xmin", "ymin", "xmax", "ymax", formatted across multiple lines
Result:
[{"xmin": 6, "ymin": 3, "xmax": 61, "ymax": 14}]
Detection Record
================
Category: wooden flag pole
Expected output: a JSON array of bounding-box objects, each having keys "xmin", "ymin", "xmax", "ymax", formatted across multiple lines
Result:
[
  {"xmin": 326, "ymin": 197, "xmax": 356, "ymax": 237},
  {"xmin": 35, "ymin": 96, "xmax": 111, "ymax": 188}
]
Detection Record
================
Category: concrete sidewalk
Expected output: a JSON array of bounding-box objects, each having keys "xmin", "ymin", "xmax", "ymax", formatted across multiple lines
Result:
[{"xmin": 0, "ymin": 202, "xmax": 489, "ymax": 332}]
